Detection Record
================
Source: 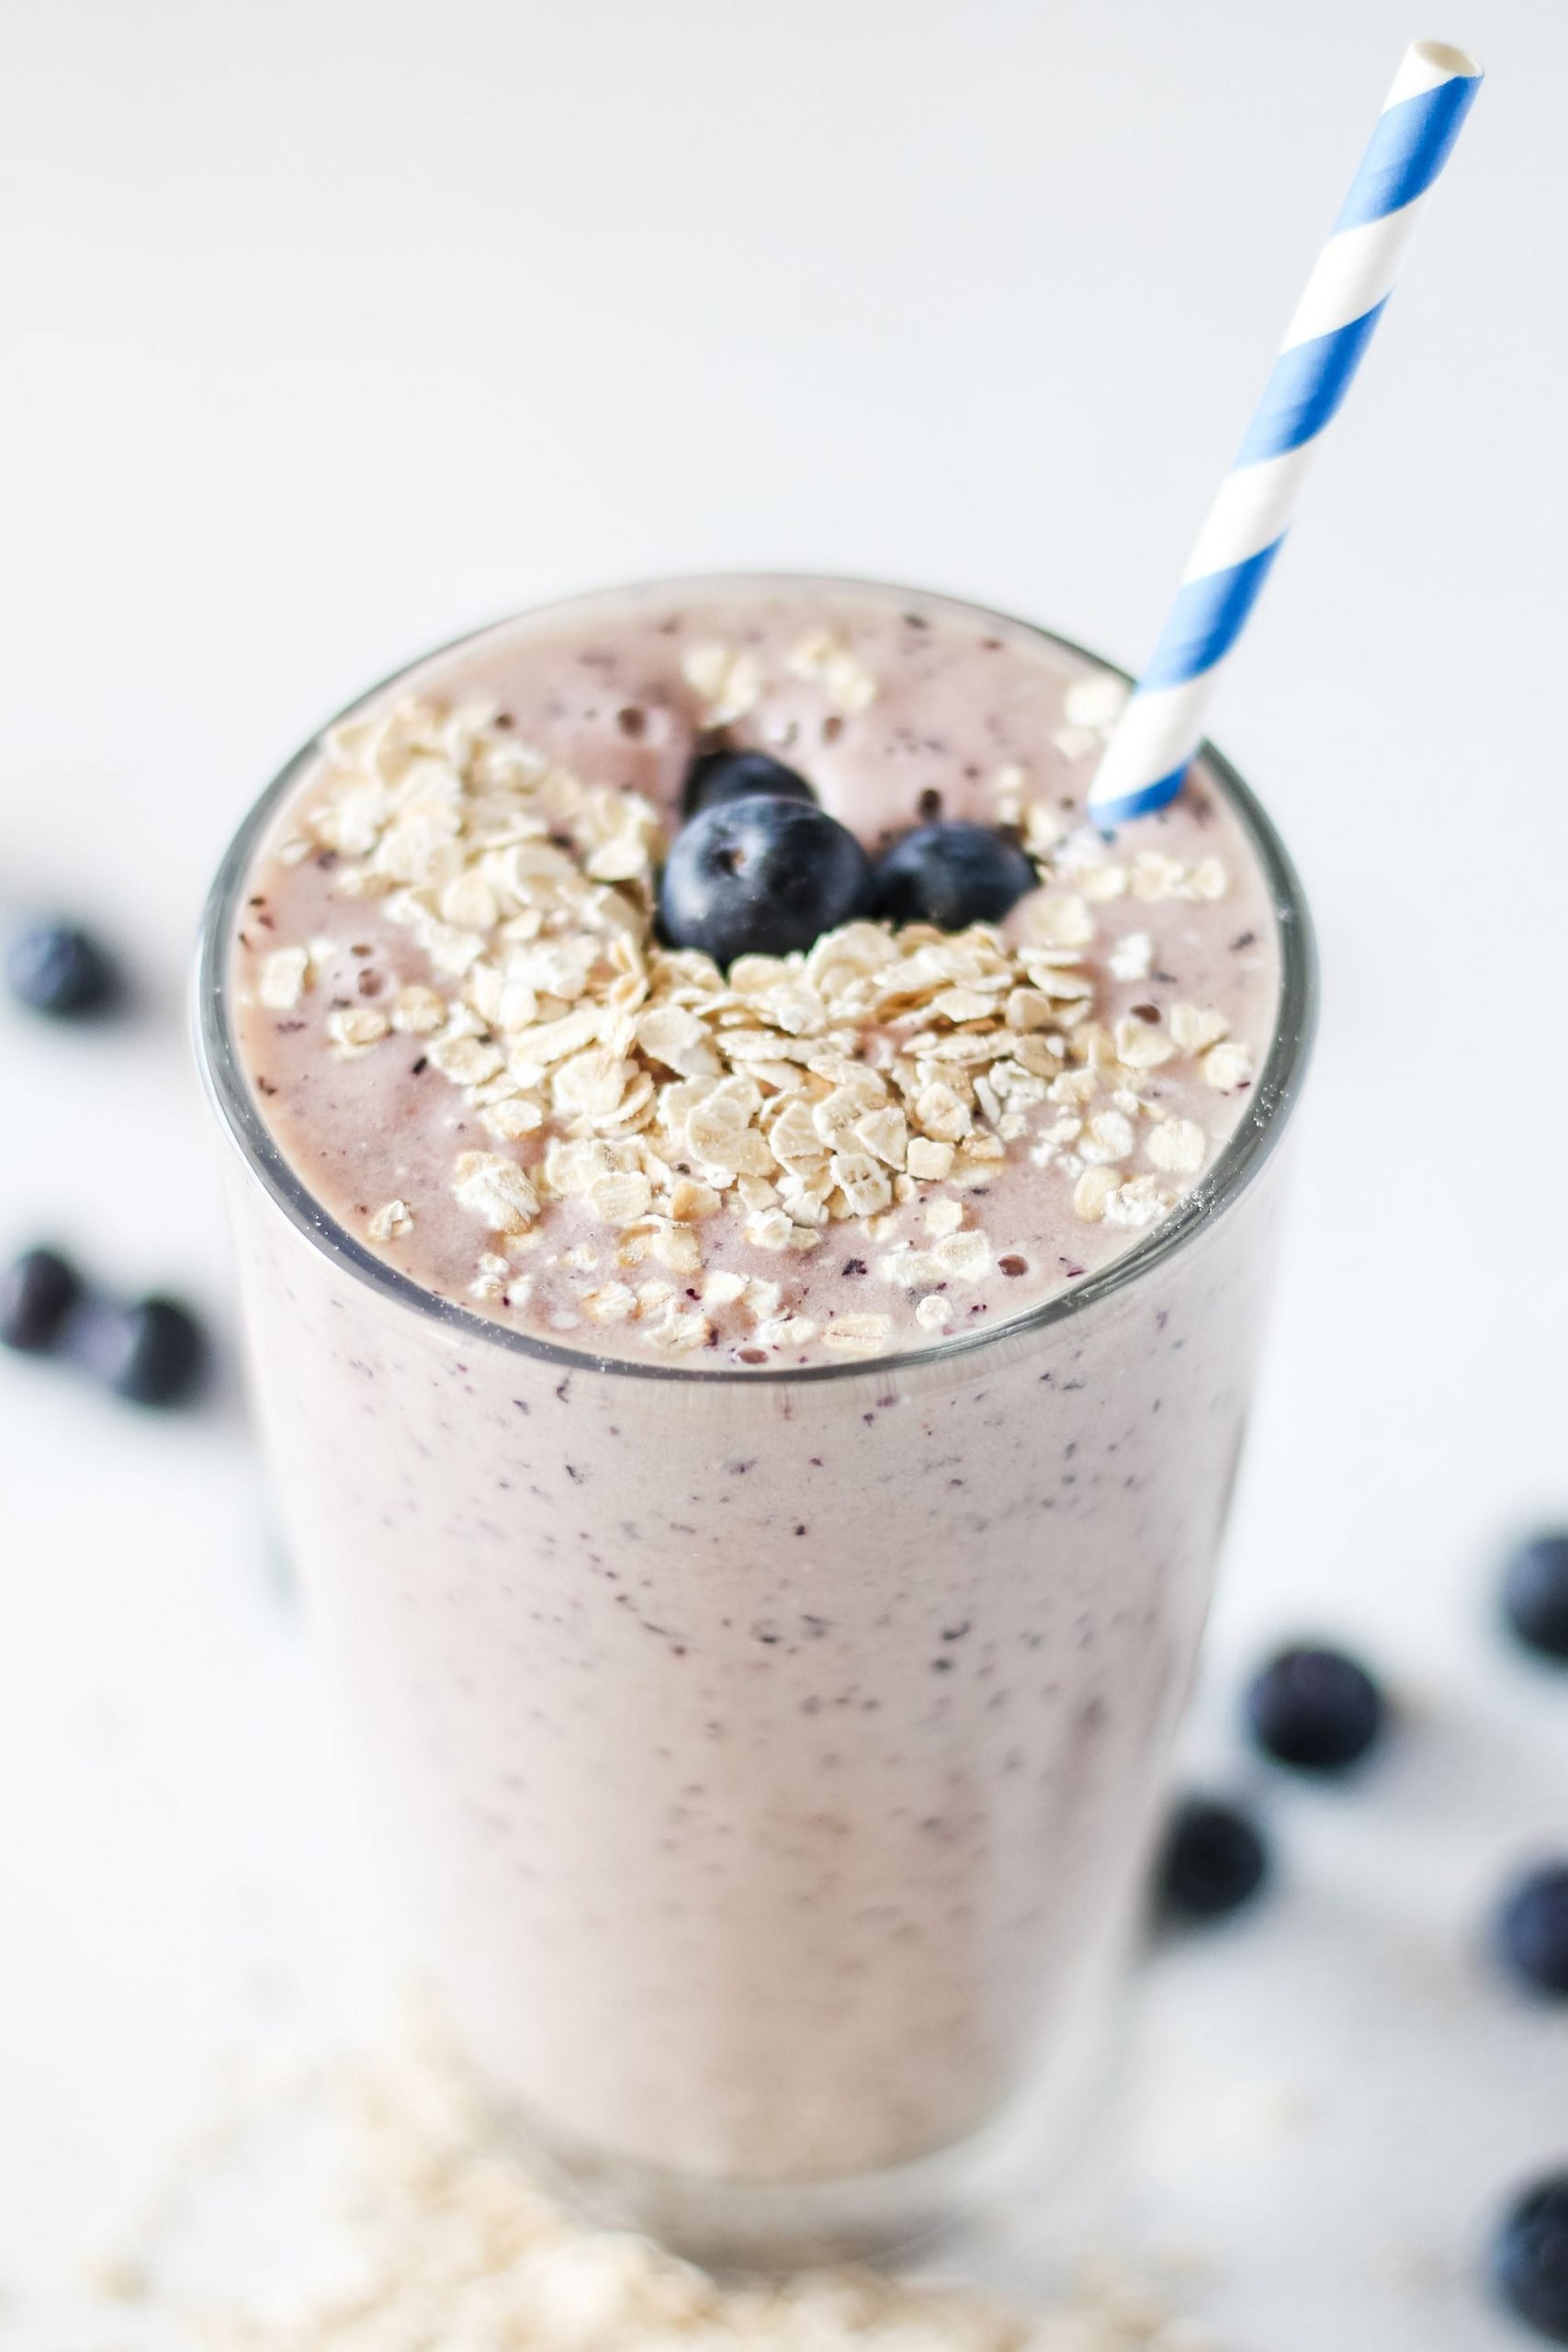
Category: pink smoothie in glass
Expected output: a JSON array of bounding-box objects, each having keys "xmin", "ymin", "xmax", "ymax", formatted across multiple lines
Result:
[{"xmin": 201, "ymin": 577, "xmax": 1310, "ymax": 2258}]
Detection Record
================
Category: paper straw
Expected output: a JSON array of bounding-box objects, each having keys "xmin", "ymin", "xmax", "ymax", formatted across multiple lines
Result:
[{"xmin": 1087, "ymin": 39, "xmax": 1483, "ymax": 829}]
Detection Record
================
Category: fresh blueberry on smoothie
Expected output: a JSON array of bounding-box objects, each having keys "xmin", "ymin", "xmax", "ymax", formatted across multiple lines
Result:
[
  {"xmin": 872, "ymin": 820, "xmax": 1038, "ymax": 930},
  {"xmin": 682, "ymin": 747, "xmax": 817, "ymax": 816},
  {"xmin": 658, "ymin": 795, "xmax": 871, "ymax": 964}
]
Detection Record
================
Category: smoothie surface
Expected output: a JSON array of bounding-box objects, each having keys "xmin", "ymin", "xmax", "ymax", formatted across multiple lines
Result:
[{"xmin": 230, "ymin": 581, "xmax": 1281, "ymax": 1368}]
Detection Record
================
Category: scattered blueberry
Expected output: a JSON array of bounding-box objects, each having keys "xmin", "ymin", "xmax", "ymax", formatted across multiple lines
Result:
[
  {"xmin": 1494, "ymin": 2174, "xmax": 1568, "ymax": 2344},
  {"xmin": 67, "ymin": 1295, "xmax": 208, "ymax": 1408},
  {"xmin": 1497, "ymin": 1864, "xmax": 1568, "ymax": 1998},
  {"xmin": 871, "ymin": 820, "xmax": 1037, "ymax": 930},
  {"xmin": 1157, "ymin": 1795, "xmax": 1270, "ymax": 1922},
  {"xmin": 0, "ymin": 1247, "xmax": 82, "ymax": 1354},
  {"xmin": 658, "ymin": 797, "xmax": 871, "ymax": 966},
  {"xmin": 6, "ymin": 920, "xmax": 119, "ymax": 1017},
  {"xmin": 1245, "ymin": 1644, "xmax": 1386, "ymax": 1774},
  {"xmin": 1503, "ymin": 1533, "xmax": 1568, "ymax": 1665},
  {"xmin": 682, "ymin": 748, "xmax": 816, "ymax": 818}
]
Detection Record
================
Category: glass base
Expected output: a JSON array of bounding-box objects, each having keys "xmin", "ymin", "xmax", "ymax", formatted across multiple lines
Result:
[{"xmin": 502, "ymin": 1992, "xmax": 1116, "ymax": 2272}]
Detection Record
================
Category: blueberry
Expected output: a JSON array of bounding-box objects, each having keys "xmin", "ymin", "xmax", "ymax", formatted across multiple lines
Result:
[
  {"xmin": 1503, "ymin": 1534, "xmax": 1568, "ymax": 1665},
  {"xmin": 871, "ymin": 821, "xmax": 1037, "ymax": 931},
  {"xmin": 0, "ymin": 1247, "xmax": 82, "ymax": 1354},
  {"xmin": 1244, "ymin": 1644, "xmax": 1386, "ymax": 1773},
  {"xmin": 682, "ymin": 749, "xmax": 816, "ymax": 818},
  {"xmin": 68, "ymin": 1295, "xmax": 208, "ymax": 1407},
  {"xmin": 1157, "ymin": 1795, "xmax": 1270, "ymax": 1922},
  {"xmin": 1497, "ymin": 1864, "xmax": 1568, "ymax": 1998},
  {"xmin": 1494, "ymin": 2174, "xmax": 1568, "ymax": 2344},
  {"xmin": 6, "ymin": 921, "xmax": 119, "ymax": 1017},
  {"xmin": 658, "ymin": 797, "xmax": 871, "ymax": 966}
]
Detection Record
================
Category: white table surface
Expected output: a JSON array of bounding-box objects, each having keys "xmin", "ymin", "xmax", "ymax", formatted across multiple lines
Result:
[{"xmin": 3, "ymin": 3, "xmax": 1566, "ymax": 2344}]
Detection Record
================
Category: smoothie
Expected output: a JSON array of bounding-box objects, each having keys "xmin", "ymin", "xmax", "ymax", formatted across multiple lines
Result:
[
  {"xmin": 199, "ymin": 578, "xmax": 1313, "ymax": 2255},
  {"xmin": 229, "ymin": 582, "xmax": 1280, "ymax": 1367}
]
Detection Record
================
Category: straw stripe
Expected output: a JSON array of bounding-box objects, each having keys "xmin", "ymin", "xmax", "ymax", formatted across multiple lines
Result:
[
  {"xmin": 1088, "ymin": 40, "xmax": 1481, "ymax": 830},
  {"xmin": 1231, "ymin": 300, "xmax": 1388, "ymax": 466},
  {"xmin": 1089, "ymin": 763, "xmax": 1191, "ymax": 824},
  {"xmin": 1183, "ymin": 444, "xmax": 1315, "ymax": 577},
  {"xmin": 1088, "ymin": 675, "xmax": 1220, "ymax": 820},
  {"xmin": 1138, "ymin": 540, "xmax": 1286, "ymax": 693},
  {"xmin": 1334, "ymin": 75, "xmax": 1480, "ymax": 228},
  {"xmin": 1282, "ymin": 209, "xmax": 1416, "ymax": 346}
]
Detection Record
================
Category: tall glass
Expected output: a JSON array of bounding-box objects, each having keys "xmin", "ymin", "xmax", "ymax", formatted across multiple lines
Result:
[{"xmin": 196, "ymin": 581, "xmax": 1315, "ymax": 2266}]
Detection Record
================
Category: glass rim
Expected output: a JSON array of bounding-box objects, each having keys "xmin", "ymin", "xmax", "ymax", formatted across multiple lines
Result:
[{"xmin": 194, "ymin": 571, "xmax": 1318, "ymax": 1388}]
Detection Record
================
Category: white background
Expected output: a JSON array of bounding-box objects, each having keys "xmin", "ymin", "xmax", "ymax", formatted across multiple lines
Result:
[{"xmin": 3, "ymin": 3, "xmax": 1566, "ymax": 2345}]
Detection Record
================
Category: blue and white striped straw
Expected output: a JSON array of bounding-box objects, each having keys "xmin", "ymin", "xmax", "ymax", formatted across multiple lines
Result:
[{"xmin": 1088, "ymin": 39, "xmax": 1482, "ymax": 830}]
